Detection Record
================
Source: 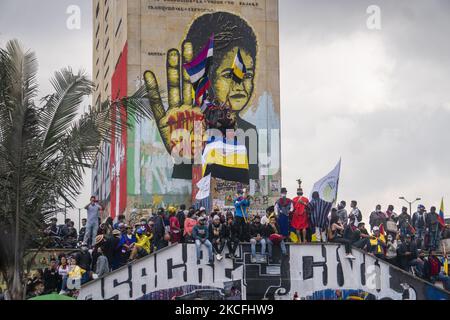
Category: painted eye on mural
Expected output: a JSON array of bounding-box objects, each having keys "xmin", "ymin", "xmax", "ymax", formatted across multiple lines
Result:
[{"xmin": 220, "ymin": 69, "xmax": 233, "ymax": 79}]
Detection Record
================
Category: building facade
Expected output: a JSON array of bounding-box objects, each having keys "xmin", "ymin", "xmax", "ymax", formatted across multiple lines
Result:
[{"xmin": 91, "ymin": 0, "xmax": 281, "ymax": 220}]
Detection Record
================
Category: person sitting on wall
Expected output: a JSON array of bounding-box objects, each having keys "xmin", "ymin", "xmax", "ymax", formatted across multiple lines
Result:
[
  {"xmin": 367, "ymin": 226, "xmax": 386, "ymax": 260},
  {"xmin": 114, "ymin": 215, "xmax": 126, "ymax": 230},
  {"xmin": 266, "ymin": 215, "xmax": 287, "ymax": 263},
  {"xmin": 184, "ymin": 208, "xmax": 198, "ymax": 243},
  {"xmin": 344, "ymin": 222, "xmax": 370, "ymax": 250},
  {"xmin": 223, "ymin": 211, "xmax": 240, "ymax": 259},
  {"xmin": 193, "ymin": 216, "xmax": 214, "ymax": 265},
  {"xmin": 209, "ymin": 215, "xmax": 226, "ymax": 261},
  {"xmin": 169, "ymin": 206, "xmax": 182, "ymax": 244},
  {"xmin": 261, "ymin": 206, "xmax": 275, "ymax": 226},
  {"xmin": 119, "ymin": 225, "xmax": 137, "ymax": 263},
  {"xmin": 129, "ymin": 227, "xmax": 151, "ymax": 261},
  {"xmin": 78, "ymin": 218, "xmax": 87, "ymax": 243},
  {"xmin": 328, "ymin": 208, "xmax": 355, "ymax": 260},
  {"xmin": 249, "ymin": 215, "xmax": 267, "ymax": 263}
]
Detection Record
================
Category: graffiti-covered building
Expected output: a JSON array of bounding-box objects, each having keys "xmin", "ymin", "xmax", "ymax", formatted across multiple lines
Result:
[{"xmin": 91, "ymin": 0, "xmax": 282, "ymax": 219}]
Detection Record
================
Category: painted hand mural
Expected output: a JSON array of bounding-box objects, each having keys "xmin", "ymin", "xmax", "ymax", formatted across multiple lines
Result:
[{"xmin": 143, "ymin": 12, "xmax": 259, "ymax": 180}]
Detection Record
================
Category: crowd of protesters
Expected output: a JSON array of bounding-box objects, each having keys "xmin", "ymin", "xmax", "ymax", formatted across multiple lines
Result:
[{"xmin": 30, "ymin": 188, "xmax": 450, "ymax": 298}]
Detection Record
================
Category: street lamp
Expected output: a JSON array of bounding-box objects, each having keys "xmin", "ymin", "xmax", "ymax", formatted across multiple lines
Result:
[{"xmin": 399, "ymin": 196, "xmax": 422, "ymax": 216}]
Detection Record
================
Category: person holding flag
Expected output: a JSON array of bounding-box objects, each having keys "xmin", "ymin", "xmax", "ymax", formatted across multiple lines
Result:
[
  {"xmin": 426, "ymin": 206, "xmax": 442, "ymax": 251},
  {"xmin": 234, "ymin": 189, "xmax": 250, "ymax": 242}
]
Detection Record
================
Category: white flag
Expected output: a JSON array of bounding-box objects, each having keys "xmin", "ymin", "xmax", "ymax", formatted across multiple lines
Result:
[
  {"xmin": 196, "ymin": 174, "xmax": 211, "ymax": 200},
  {"xmin": 311, "ymin": 159, "xmax": 341, "ymax": 204}
]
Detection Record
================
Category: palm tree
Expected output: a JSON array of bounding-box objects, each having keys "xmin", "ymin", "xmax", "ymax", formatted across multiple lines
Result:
[{"xmin": 0, "ymin": 39, "xmax": 153, "ymax": 299}]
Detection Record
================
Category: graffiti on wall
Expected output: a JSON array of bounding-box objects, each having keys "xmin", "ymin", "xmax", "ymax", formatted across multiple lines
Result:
[{"xmin": 78, "ymin": 244, "xmax": 450, "ymax": 301}]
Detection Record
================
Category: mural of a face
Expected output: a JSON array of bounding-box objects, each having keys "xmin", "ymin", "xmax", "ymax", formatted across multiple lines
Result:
[
  {"xmin": 185, "ymin": 12, "xmax": 258, "ymax": 115},
  {"xmin": 214, "ymin": 47, "xmax": 255, "ymax": 112}
]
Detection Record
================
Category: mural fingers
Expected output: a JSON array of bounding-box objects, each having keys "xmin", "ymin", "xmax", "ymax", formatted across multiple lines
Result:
[
  {"xmin": 144, "ymin": 70, "xmax": 166, "ymax": 123},
  {"xmin": 167, "ymin": 49, "xmax": 182, "ymax": 110},
  {"xmin": 182, "ymin": 41, "xmax": 194, "ymax": 106}
]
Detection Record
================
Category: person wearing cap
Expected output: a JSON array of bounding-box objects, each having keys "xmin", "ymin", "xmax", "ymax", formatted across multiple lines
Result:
[
  {"xmin": 129, "ymin": 227, "xmax": 151, "ymax": 261},
  {"xmin": 275, "ymin": 188, "xmax": 294, "ymax": 239},
  {"xmin": 249, "ymin": 215, "xmax": 267, "ymax": 262},
  {"xmin": 368, "ymin": 226, "xmax": 386, "ymax": 259},
  {"xmin": 114, "ymin": 215, "xmax": 126, "ymax": 230},
  {"xmin": 385, "ymin": 234, "xmax": 399, "ymax": 266},
  {"xmin": 209, "ymin": 215, "xmax": 226, "ymax": 261},
  {"xmin": 234, "ymin": 189, "xmax": 251, "ymax": 242},
  {"xmin": 193, "ymin": 216, "xmax": 214, "ymax": 264},
  {"xmin": 83, "ymin": 196, "xmax": 103, "ymax": 248},
  {"xmin": 169, "ymin": 206, "xmax": 181, "ymax": 244},
  {"xmin": 119, "ymin": 225, "xmax": 137, "ymax": 262},
  {"xmin": 292, "ymin": 188, "xmax": 310, "ymax": 243},
  {"xmin": 412, "ymin": 204, "xmax": 427, "ymax": 249}
]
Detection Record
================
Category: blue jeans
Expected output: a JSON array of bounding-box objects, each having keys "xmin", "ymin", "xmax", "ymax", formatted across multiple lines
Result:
[
  {"xmin": 429, "ymin": 228, "xmax": 441, "ymax": 250},
  {"xmin": 250, "ymin": 238, "xmax": 266, "ymax": 257},
  {"xmin": 267, "ymin": 239, "xmax": 287, "ymax": 257},
  {"xmin": 83, "ymin": 223, "xmax": 99, "ymax": 247},
  {"xmin": 195, "ymin": 239, "xmax": 213, "ymax": 261}
]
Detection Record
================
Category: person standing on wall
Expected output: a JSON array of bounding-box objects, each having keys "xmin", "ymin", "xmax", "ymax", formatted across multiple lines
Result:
[
  {"xmin": 234, "ymin": 189, "xmax": 250, "ymax": 242},
  {"xmin": 275, "ymin": 188, "xmax": 294, "ymax": 241},
  {"xmin": 291, "ymin": 188, "xmax": 310, "ymax": 243},
  {"xmin": 83, "ymin": 196, "xmax": 103, "ymax": 248}
]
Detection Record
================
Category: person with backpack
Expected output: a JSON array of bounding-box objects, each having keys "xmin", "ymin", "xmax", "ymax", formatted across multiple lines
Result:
[
  {"xmin": 424, "ymin": 250, "xmax": 450, "ymax": 291},
  {"xmin": 412, "ymin": 204, "xmax": 427, "ymax": 249}
]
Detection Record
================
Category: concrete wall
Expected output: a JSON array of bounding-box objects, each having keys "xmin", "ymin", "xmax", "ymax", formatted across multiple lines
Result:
[{"xmin": 78, "ymin": 243, "xmax": 450, "ymax": 300}]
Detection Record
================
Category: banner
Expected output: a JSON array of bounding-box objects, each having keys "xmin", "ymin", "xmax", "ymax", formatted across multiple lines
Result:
[{"xmin": 311, "ymin": 159, "xmax": 341, "ymax": 203}]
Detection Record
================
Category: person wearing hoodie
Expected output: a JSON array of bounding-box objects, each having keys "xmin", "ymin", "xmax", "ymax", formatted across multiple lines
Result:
[
  {"xmin": 193, "ymin": 216, "xmax": 214, "ymax": 264},
  {"xmin": 249, "ymin": 215, "xmax": 267, "ymax": 263},
  {"xmin": 234, "ymin": 189, "xmax": 250, "ymax": 242}
]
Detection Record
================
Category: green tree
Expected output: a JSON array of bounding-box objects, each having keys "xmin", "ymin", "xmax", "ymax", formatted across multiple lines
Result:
[{"xmin": 0, "ymin": 40, "xmax": 152, "ymax": 300}]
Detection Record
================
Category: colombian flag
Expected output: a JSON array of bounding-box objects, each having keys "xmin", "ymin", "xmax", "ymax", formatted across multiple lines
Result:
[{"xmin": 439, "ymin": 198, "xmax": 446, "ymax": 228}]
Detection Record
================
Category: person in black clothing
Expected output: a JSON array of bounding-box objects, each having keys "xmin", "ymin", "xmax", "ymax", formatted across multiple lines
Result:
[
  {"xmin": 75, "ymin": 244, "xmax": 92, "ymax": 285},
  {"xmin": 103, "ymin": 229, "xmax": 122, "ymax": 271},
  {"xmin": 249, "ymin": 215, "xmax": 267, "ymax": 263},
  {"xmin": 42, "ymin": 259, "xmax": 61, "ymax": 294},
  {"xmin": 397, "ymin": 234, "xmax": 419, "ymax": 272},
  {"xmin": 223, "ymin": 213, "xmax": 240, "ymax": 258},
  {"xmin": 344, "ymin": 222, "xmax": 370, "ymax": 249},
  {"xmin": 328, "ymin": 209, "xmax": 355, "ymax": 260},
  {"xmin": 176, "ymin": 205, "xmax": 187, "ymax": 242},
  {"xmin": 78, "ymin": 218, "xmax": 87, "ymax": 243},
  {"xmin": 209, "ymin": 215, "xmax": 226, "ymax": 261}
]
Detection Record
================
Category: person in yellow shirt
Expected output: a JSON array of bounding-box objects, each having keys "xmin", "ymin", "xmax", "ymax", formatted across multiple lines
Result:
[
  {"xmin": 129, "ymin": 228, "xmax": 152, "ymax": 261},
  {"xmin": 368, "ymin": 226, "xmax": 386, "ymax": 259}
]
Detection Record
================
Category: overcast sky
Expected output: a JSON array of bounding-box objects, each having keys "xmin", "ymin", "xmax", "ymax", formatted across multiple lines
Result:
[{"xmin": 1, "ymin": 0, "xmax": 450, "ymax": 226}]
